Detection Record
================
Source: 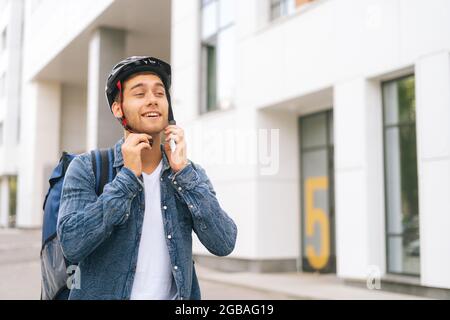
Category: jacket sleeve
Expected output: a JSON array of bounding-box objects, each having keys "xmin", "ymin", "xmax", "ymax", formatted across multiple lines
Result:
[
  {"xmin": 168, "ymin": 162, "xmax": 237, "ymax": 257},
  {"xmin": 57, "ymin": 153, "xmax": 143, "ymax": 262}
]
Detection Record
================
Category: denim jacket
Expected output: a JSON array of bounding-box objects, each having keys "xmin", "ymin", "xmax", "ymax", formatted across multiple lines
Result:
[{"xmin": 57, "ymin": 138, "xmax": 237, "ymax": 300}]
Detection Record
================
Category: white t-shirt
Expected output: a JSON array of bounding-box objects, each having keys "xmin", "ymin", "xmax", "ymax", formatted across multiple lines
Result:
[{"xmin": 130, "ymin": 160, "xmax": 178, "ymax": 300}]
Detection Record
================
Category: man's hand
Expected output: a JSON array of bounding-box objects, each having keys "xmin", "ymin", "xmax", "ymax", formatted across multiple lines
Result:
[
  {"xmin": 122, "ymin": 133, "xmax": 153, "ymax": 177},
  {"xmin": 164, "ymin": 125, "xmax": 188, "ymax": 173}
]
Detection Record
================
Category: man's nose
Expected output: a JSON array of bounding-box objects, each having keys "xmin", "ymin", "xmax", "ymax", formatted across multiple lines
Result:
[{"xmin": 145, "ymin": 92, "xmax": 158, "ymax": 105}]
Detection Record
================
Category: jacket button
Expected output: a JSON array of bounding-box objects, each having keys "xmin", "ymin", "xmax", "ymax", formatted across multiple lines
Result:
[
  {"xmin": 167, "ymin": 234, "xmax": 172, "ymax": 239},
  {"xmin": 163, "ymin": 206, "xmax": 167, "ymax": 210},
  {"xmin": 178, "ymin": 187, "xmax": 182, "ymax": 191},
  {"xmin": 173, "ymin": 181, "xmax": 177, "ymax": 185},
  {"xmin": 173, "ymin": 266, "xmax": 178, "ymax": 271}
]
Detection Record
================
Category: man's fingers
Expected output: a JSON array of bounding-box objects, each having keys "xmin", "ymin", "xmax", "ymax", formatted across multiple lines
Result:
[
  {"xmin": 165, "ymin": 134, "xmax": 181, "ymax": 143},
  {"xmin": 126, "ymin": 133, "xmax": 153, "ymax": 146},
  {"xmin": 164, "ymin": 125, "xmax": 182, "ymax": 132},
  {"xmin": 136, "ymin": 140, "xmax": 152, "ymax": 151},
  {"xmin": 165, "ymin": 125, "xmax": 178, "ymax": 131},
  {"xmin": 164, "ymin": 128, "xmax": 183, "ymax": 138}
]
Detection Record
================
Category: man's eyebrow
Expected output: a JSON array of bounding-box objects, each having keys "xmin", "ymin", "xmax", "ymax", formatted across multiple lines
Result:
[
  {"xmin": 154, "ymin": 82, "xmax": 165, "ymax": 90},
  {"xmin": 129, "ymin": 83, "xmax": 145, "ymax": 91},
  {"xmin": 129, "ymin": 82, "xmax": 165, "ymax": 91}
]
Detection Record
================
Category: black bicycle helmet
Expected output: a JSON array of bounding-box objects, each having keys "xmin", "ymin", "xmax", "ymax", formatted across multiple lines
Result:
[{"xmin": 105, "ymin": 56, "xmax": 175, "ymax": 132}]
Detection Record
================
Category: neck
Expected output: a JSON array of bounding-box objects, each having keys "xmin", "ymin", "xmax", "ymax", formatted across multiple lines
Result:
[{"xmin": 124, "ymin": 131, "xmax": 163, "ymax": 174}]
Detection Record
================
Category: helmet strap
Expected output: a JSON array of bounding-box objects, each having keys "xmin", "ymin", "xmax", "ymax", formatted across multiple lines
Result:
[{"xmin": 116, "ymin": 80, "xmax": 137, "ymax": 133}]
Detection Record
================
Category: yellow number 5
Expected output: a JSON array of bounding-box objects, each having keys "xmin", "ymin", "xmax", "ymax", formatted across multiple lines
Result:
[{"xmin": 305, "ymin": 177, "xmax": 330, "ymax": 270}]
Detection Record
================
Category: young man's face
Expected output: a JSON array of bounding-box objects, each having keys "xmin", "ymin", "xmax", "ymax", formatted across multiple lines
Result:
[{"xmin": 112, "ymin": 72, "xmax": 169, "ymax": 135}]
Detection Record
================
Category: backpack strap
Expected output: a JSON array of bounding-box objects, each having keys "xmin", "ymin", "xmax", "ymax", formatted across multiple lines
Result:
[{"xmin": 90, "ymin": 148, "xmax": 116, "ymax": 196}]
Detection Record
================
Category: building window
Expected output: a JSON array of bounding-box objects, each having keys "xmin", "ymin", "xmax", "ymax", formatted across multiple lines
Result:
[
  {"xmin": 0, "ymin": 27, "xmax": 7, "ymax": 54},
  {"xmin": 8, "ymin": 176, "xmax": 17, "ymax": 227},
  {"xmin": 299, "ymin": 110, "xmax": 336, "ymax": 273},
  {"xmin": 270, "ymin": 0, "xmax": 315, "ymax": 20},
  {"xmin": 382, "ymin": 75, "xmax": 420, "ymax": 276},
  {"xmin": 200, "ymin": 0, "xmax": 235, "ymax": 113},
  {"xmin": 0, "ymin": 73, "xmax": 6, "ymax": 98},
  {"xmin": 0, "ymin": 123, "xmax": 3, "ymax": 146},
  {"xmin": 203, "ymin": 43, "xmax": 217, "ymax": 112}
]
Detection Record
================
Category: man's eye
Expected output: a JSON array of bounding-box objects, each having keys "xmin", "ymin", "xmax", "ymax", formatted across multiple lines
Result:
[
  {"xmin": 156, "ymin": 92, "xmax": 165, "ymax": 97},
  {"xmin": 134, "ymin": 93, "xmax": 145, "ymax": 97}
]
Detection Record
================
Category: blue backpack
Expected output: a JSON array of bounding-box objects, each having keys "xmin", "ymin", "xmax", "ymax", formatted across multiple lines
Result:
[{"xmin": 40, "ymin": 148, "xmax": 116, "ymax": 300}]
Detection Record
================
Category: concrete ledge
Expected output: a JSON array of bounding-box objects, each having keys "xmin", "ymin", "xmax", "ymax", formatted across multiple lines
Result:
[
  {"xmin": 193, "ymin": 255, "xmax": 298, "ymax": 273},
  {"xmin": 344, "ymin": 274, "xmax": 450, "ymax": 299},
  {"xmin": 194, "ymin": 255, "xmax": 437, "ymax": 299},
  {"xmin": 195, "ymin": 265, "xmax": 427, "ymax": 300}
]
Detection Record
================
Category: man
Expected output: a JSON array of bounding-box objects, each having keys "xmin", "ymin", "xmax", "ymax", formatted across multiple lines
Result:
[{"xmin": 57, "ymin": 56, "xmax": 237, "ymax": 300}]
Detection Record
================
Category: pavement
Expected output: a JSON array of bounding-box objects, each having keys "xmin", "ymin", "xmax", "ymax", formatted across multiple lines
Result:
[
  {"xmin": 0, "ymin": 228, "xmax": 428, "ymax": 300},
  {"xmin": 0, "ymin": 228, "xmax": 42, "ymax": 300},
  {"xmin": 195, "ymin": 265, "xmax": 428, "ymax": 300}
]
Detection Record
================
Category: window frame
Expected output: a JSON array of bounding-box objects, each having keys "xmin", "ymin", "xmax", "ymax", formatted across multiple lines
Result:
[
  {"xmin": 382, "ymin": 74, "xmax": 420, "ymax": 277},
  {"xmin": 201, "ymin": 36, "xmax": 218, "ymax": 113},
  {"xmin": 199, "ymin": 0, "xmax": 235, "ymax": 115},
  {"xmin": 269, "ymin": 0, "xmax": 317, "ymax": 21},
  {"xmin": 0, "ymin": 73, "xmax": 6, "ymax": 98},
  {"xmin": 0, "ymin": 27, "xmax": 7, "ymax": 54}
]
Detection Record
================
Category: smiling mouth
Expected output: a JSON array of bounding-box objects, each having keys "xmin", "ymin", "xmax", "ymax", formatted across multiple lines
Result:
[{"xmin": 141, "ymin": 111, "xmax": 161, "ymax": 119}]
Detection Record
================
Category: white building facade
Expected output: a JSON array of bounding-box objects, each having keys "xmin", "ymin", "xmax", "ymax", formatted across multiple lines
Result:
[
  {"xmin": 1, "ymin": 0, "xmax": 449, "ymax": 297},
  {"xmin": 171, "ymin": 0, "xmax": 450, "ymax": 296},
  {"xmin": 15, "ymin": 0, "xmax": 171, "ymax": 228},
  {"xmin": 0, "ymin": 0, "xmax": 23, "ymax": 228}
]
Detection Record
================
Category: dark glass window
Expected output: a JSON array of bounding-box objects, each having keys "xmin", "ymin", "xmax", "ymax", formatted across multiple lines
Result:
[{"xmin": 383, "ymin": 75, "xmax": 420, "ymax": 276}]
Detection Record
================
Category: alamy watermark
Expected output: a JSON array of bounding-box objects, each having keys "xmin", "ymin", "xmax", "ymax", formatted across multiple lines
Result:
[
  {"xmin": 67, "ymin": 265, "xmax": 81, "ymax": 290},
  {"xmin": 183, "ymin": 125, "xmax": 280, "ymax": 176},
  {"xmin": 366, "ymin": 265, "xmax": 381, "ymax": 290}
]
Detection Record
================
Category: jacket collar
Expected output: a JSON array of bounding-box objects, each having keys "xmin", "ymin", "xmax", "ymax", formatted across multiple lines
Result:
[{"xmin": 113, "ymin": 137, "xmax": 171, "ymax": 172}]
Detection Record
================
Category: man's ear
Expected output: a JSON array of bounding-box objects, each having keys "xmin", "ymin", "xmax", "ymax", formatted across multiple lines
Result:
[{"xmin": 111, "ymin": 101, "xmax": 123, "ymax": 118}]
